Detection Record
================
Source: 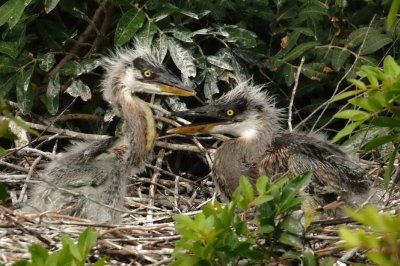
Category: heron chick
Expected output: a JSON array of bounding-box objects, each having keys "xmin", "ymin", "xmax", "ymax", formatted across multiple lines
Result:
[
  {"xmin": 24, "ymin": 41, "xmax": 195, "ymax": 223},
  {"xmin": 168, "ymin": 80, "xmax": 370, "ymax": 211}
]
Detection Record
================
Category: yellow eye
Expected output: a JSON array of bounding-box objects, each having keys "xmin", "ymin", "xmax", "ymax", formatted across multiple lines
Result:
[
  {"xmin": 226, "ymin": 108, "xmax": 235, "ymax": 116},
  {"xmin": 143, "ymin": 70, "xmax": 152, "ymax": 78}
]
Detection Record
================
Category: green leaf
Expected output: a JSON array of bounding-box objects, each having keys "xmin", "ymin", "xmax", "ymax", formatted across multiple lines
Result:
[
  {"xmin": 44, "ymin": 0, "xmax": 60, "ymax": 13},
  {"xmin": 28, "ymin": 244, "xmax": 49, "ymax": 265},
  {"xmin": 253, "ymin": 195, "xmax": 274, "ymax": 205},
  {"xmin": 332, "ymin": 121, "xmax": 363, "ymax": 142},
  {"xmin": 278, "ymin": 232, "xmax": 302, "ymax": 248},
  {"xmin": 330, "ymin": 90, "xmax": 365, "ymax": 103},
  {"xmin": 219, "ymin": 25, "xmax": 257, "ymax": 48},
  {"xmin": 0, "ymin": 41, "xmax": 21, "ymax": 59},
  {"xmin": 368, "ymin": 90, "xmax": 388, "ymax": 110},
  {"xmin": 0, "ymin": 56, "xmax": 19, "ymax": 73},
  {"xmin": 347, "ymin": 78, "xmax": 367, "ymax": 91},
  {"xmin": 65, "ymin": 80, "xmax": 91, "ymax": 101},
  {"xmin": 136, "ymin": 21, "xmax": 158, "ymax": 44},
  {"xmin": 282, "ymin": 42, "xmax": 319, "ymax": 62},
  {"xmin": 348, "ymin": 97, "xmax": 378, "ymax": 112},
  {"xmin": 46, "ymin": 73, "xmax": 60, "ymax": 115},
  {"xmin": 77, "ymin": 228, "xmax": 98, "ymax": 260},
  {"xmin": 372, "ymin": 117, "xmax": 400, "ymax": 127},
  {"xmin": 255, "ymin": 176, "xmax": 268, "ymax": 195},
  {"xmin": 38, "ymin": 53, "xmax": 56, "ymax": 72},
  {"xmin": 0, "ymin": 73, "xmax": 17, "ymax": 98},
  {"xmin": 302, "ymin": 248, "xmax": 317, "ymax": 266},
  {"xmin": 239, "ymin": 176, "xmax": 254, "ymax": 204},
  {"xmin": 206, "ymin": 56, "xmax": 233, "ymax": 71},
  {"xmin": 166, "ymin": 26, "xmax": 194, "ymax": 43},
  {"xmin": 16, "ymin": 66, "xmax": 34, "ymax": 114},
  {"xmin": 386, "ymin": 0, "xmax": 400, "ymax": 31},
  {"xmin": 364, "ymin": 134, "xmax": 399, "ymax": 151},
  {"xmin": 282, "ymin": 63, "xmax": 295, "ymax": 86},
  {"xmin": 281, "ymin": 216, "xmax": 304, "ymax": 235},
  {"xmin": 114, "ymin": 10, "xmax": 146, "ymax": 46},
  {"xmin": 360, "ymin": 33, "xmax": 392, "ymax": 55},
  {"xmin": 331, "ymin": 49, "xmax": 351, "ymax": 71},
  {"xmin": 168, "ymin": 38, "xmax": 196, "ymax": 78},
  {"xmin": 334, "ymin": 110, "xmax": 370, "ymax": 121},
  {"xmin": 301, "ymin": 63, "xmax": 327, "ymax": 81},
  {"xmin": 0, "ymin": 0, "xmax": 32, "ymax": 29},
  {"xmin": 383, "ymin": 55, "xmax": 400, "ymax": 78}
]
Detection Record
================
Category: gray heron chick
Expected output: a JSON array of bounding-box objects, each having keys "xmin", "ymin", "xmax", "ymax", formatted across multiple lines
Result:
[
  {"xmin": 25, "ymin": 41, "xmax": 195, "ymax": 223},
  {"xmin": 168, "ymin": 80, "xmax": 369, "ymax": 210}
]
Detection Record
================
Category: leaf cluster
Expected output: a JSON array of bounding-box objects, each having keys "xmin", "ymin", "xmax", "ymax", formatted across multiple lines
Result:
[
  {"xmin": 333, "ymin": 55, "xmax": 400, "ymax": 187},
  {"xmin": 12, "ymin": 227, "xmax": 105, "ymax": 266},
  {"xmin": 339, "ymin": 206, "xmax": 400, "ymax": 266},
  {"xmin": 172, "ymin": 173, "xmax": 317, "ymax": 265}
]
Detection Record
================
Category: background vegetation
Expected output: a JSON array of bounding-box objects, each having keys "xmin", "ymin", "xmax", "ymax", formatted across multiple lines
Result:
[{"xmin": 1, "ymin": 0, "xmax": 400, "ymax": 265}]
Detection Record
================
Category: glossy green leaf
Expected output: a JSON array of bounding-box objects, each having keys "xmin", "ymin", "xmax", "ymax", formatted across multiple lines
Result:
[
  {"xmin": 302, "ymin": 248, "xmax": 317, "ymax": 266},
  {"xmin": 219, "ymin": 25, "xmax": 257, "ymax": 48},
  {"xmin": 383, "ymin": 55, "xmax": 400, "ymax": 78},
  {"xmin": 239, "ymin": 176, "xmax": 254, "ymax": 204},
  {"xmin": 368, "ymin": 90, "xmax": 388, "ymax": 110},
  {"xmin": 278, "ymin": 232, "xmax": 302, "ymax": 248},
  {"xmin": 114, "ymin": 10, "xmax": 146, "ymax": 46},
  {"xmin": 301, "ymin": 63, "xmax": 326, "ymax": 81},
  {"xmin": 0, "ymin": 56, "xmax": 19, "ymax": 73},
  {"xmin": 0, "ymin": 73, "xmax": 17, "ymax": 98},
  {"xmin": 332, "ymin": 121, "xmax": 363, "ymax": 142},
  {"xmin": 44, "ymin": 0, "xmax": 60, "ymax": 13},
  {"xmin": 348, "ymin": 97, "xmax": 379, "ymax": 112},
  {"xmin": 170, "ymin": 27, "xmax": 194, "ymax": 43},
  {"xmin": 330, "ymin": 89, "xmax": 365, "ymax": 103},
  {"xmin": 372, "ymin": 116, "xmax": 400, "ymax": 127},
  {"xmin": 255, "ymin": 175, "xmax": 268, "ymax": 195},
  {"xmin": 282, "ymin": 63, "xmax": 295, "ymax": 86},
  {"xmin": 65, "ymin": 79, "xmax": 91, "ymax": 101},
  {"xmin": 283, "ymin": 42, "xmax": 319, "ymax": 62},
  {"xmin": 136, "ymin": 21, "xmax": 158, "ymax": 43},
  {"xmin": 28, "ymin": 244, "xmax": 49, "ymax": 265},
  {"xmin": 0, "ymin": 0, "xmax": 32, "ymax": 29},
  {"xmin": 77, "ymin": 228, "xmax": 98, "ymax": 260},
  {"xmin": 331, "ymin": 49, "xmax": 351, "ymax": 71},
  {"xmin": 0, "ymin": 41, "xmax": 20, "ymax": 59},
  {"xmin": 334, "ymin": 110, "xmax": 370, "ymax": 121},
  {"xmin": 16, "ymin": 66, "xmax": 34, "ymax": 114},
  {"xmin": 207, "ymin": 56, "xmax": 233, "ymax": 71},
  {"xmin": 38, "ymin": 53, "xmax": 56, "ymax": 72},
  {"xmin": 168, "ymin": 38, "xmax": 196, "ymax": 78},
  {"xmin": 386, "ymin": 0, "xmax": 400, "ymax": 31},
  {"xmin": 281, "ymin": 216, "xmax": 303, "ymax": 235},
  {"xmin": 364, "ymin": 134, "xmax": 399, "ymax": 151},
  {"xmin": 360, "ymin": 33, "xmax": 392, "ymax": 55},
  {"xmin": 347, "ymin": 78, "xmax": 367, "ymax": 90},
  {"xmin": 46, "ymin": 73, "xmax": 60, "ymax": 115}
]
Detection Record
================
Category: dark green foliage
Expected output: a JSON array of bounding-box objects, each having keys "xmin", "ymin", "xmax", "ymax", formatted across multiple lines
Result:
[
  {"xmin": 172, "ymin": 173, "xmax": 314, "ymax": 265},
  {"xmin": 12, "ymin": 227, "xmax": 106, "ymax": 266}
]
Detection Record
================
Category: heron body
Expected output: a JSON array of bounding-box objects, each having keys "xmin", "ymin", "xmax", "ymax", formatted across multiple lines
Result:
[
  {"xmin": 169, "ymin": 80, "xmax": 369, "ymax": 208},
  {"xmin": 25, "ymin": 41, "xmax": 194, "ymax": 223}
]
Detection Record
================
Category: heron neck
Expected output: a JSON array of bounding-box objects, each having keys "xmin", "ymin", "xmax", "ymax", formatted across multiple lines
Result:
[{"xmin": 117, "ymin": 90, "xmax": 156, "ymax": 166}]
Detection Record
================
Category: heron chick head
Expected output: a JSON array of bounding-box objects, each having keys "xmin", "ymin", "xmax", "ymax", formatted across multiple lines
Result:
[
  {"xmin": 169, "ymin": 80, "xmax": 282, "ymax": 139},
  {"xmin": 102, "ymin": 40, "xmax": 195, "ymax": 106}
]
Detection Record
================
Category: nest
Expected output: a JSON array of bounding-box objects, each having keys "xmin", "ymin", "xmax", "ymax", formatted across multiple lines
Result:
[{"xmin": 1, "ymin": 115, "xmax": 399, "ymax": 265}]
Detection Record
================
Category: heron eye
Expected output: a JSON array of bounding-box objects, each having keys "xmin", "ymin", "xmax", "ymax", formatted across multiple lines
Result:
[
  {"xmin": 143, "ymin": 70, "xmax": 152, "ymax": 78},
  {"xmin": 226, "ymin": 108, "xmax": 235, "ymax": 116}
]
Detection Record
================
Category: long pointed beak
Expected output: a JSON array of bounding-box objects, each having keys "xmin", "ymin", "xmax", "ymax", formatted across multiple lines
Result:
[
  {"xmin": 167, "ymin": 123, "xmax": 216, "ymax": 134},
  {"xmin": 154, "ymin": 70, "xmax": 195, "ymax": 97},
  {"xmin": 167, "ymin": 105, "xmax": 228, "ymax": 135}
]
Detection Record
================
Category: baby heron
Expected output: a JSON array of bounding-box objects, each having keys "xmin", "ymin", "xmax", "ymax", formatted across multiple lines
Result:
[
  {"xmin": 168, "ymin": 80, "xmax": 369, "ymax": 208},
  {"xmin": 25, "ymin": 41, "xmax": 195, "ymax": 223}
]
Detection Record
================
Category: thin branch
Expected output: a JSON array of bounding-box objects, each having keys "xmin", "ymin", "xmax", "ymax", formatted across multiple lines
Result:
[{"xmin": 288, "ymin": 56, "xmax": 305, "ymax": 132}]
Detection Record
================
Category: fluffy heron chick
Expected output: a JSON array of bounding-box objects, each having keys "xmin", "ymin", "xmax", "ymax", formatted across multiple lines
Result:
[
  {"xmin": 168, "ymin": 80, "xmax": 370, "ymax": 210},
  {"xmin": 24, "ymin": 41, "xmax": 195, "ymax": 223}
]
